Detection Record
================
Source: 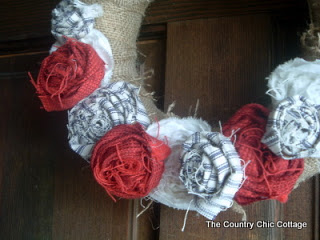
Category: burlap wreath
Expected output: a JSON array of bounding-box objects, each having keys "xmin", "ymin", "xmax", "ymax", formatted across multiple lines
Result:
[{"xmin": 32, "ymin": 0, "xmax": 320, "ymax": 225}]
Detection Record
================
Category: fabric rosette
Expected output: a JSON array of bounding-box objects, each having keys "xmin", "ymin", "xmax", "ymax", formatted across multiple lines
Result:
[
  {"xmin": 146, "ymin": 117, "xmax": 212, "ymax": 210},
  {"xmin": 266, "ymin": 57, "xmax": 320, "ymax": 107},
  {"xmin": 30, "ymin": 38, "xmax": 105, "ymax": 111},
  {"xmin": 51, "ymin": 0, "xmax": 114, "ymax": 87},
  {"xmin": 223, "ymin": 104, "xmax": 304, "ymax": 205},
  {"xmin": 91, "ymin": 123, "xmax": 171, "ymax": 200},
  {"xmin": 51, "ymin": 0, "xmax": 103, "ymax": 40},
  {"xmin": 68, "ymin": 81, "xmax": 150, "ymax": 160},
  {"xmin": 180, "ymin": 132, "xmax": 244, "ymax": 220},
  {"xmin": 262, "ymin": 95, "xmax": 320, "ymax": 159}
]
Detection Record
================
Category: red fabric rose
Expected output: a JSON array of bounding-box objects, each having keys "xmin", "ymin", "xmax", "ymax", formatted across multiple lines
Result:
[
  {"xmin": 30, "ymin": 38, "xmax": 105, "ymax": 111},
  {"xmin": 91, "ymin": 123, "xmax": 171, "ymax": 201},
  {"xmin": 222, "ymin": 104, "xmax": 304, "ymax": 205}
]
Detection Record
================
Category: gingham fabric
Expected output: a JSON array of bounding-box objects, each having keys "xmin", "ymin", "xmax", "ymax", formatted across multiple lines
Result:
[
  {"xmin": 262, "ymin": 95, "xmax": 320, "ymax": 160},
  {"xmin": 180, "ymin": 132, "xmax": 244, "ymax": 220},
  {"xmin": 51, "ymin": 0, "xmax": 103, "ymax": 41},
  {"xmin": 67, "ymin": 81, "xmax": 150, "ymax": 161}
]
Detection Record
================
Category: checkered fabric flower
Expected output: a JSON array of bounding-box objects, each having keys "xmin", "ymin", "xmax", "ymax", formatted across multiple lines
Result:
[
  {"xmin": 51, "ymin": 0, "xmax": 103, "ymax": 40},
  {"xmin": 180, "ymin": 132, "xmax": 243, "ymax": 220},
  {"xmin": 68, "ymin": 81, "xmax": 151, "ymax": 161},
  {"xmin": 262, "ymin": 95, "xmax": 320, "ymax": 159}
]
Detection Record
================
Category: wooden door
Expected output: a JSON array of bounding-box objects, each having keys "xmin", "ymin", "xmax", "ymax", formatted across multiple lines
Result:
[{"xmin": 0, "ymin": 0, "xmax": 318, "ymax": 239}]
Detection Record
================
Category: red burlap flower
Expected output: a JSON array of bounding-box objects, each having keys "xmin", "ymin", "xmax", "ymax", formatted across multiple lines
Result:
[
  {"xmin": 222, "ymin": 104, "xmax": 304, "ymax": 205},
  {"xmin": 30, "ymin": 38, "xmax": 105, "ymax": 111},
  {"xmin": 91, "ymin": 123, "xmax": 171, "ymax": 200}
]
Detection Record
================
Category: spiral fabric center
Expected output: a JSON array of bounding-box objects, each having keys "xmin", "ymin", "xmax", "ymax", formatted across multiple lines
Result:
[{"xmin": 180, "ymin": 132, "xmax": 243, "ymax": 220}]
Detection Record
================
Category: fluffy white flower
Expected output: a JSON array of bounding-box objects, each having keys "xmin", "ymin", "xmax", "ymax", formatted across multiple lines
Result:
[{"xmin": 267, "ymin": 57, "xmax": 320, "ymax": 107}]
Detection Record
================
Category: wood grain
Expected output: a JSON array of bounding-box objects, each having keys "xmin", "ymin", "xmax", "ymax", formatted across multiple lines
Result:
[
  {"xmin": 282, "ymin": 180, "xmax": 315, "ymax": 239},
  {"xmin": 164, "ymin": 16, "xmax": 274, "ymax": 124},
  {"xmin": 137, "ymin": 39, "xmax": 166, "ymax": 109},
  {"xmin": 0, "ymin": 0, "xmax": 307, "ymax": 44},
  {"xmin": 0, "ymin": 53, "xmax": 55, "ymax": 239},
  {"xmin": 145, "ymin": 0, "xmax": 308, "ymax": 24}
]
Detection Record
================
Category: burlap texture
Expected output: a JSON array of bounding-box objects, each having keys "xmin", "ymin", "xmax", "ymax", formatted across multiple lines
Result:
[
  {"xmin": 301, "ymin": 0, "xmax": 320, "ymax": 60},
  {"xmin": 82, "ymin": 0, "xmax": 166, "ymax": 121},
  {"xmin": 301, "ymin": 24, "xmax": 320, "ymax": 60}
]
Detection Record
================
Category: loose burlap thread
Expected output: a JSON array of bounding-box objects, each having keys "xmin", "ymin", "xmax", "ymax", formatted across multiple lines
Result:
[{"xmin": 82, "ymin": 0, "xmax": 166, "ymax": 121}]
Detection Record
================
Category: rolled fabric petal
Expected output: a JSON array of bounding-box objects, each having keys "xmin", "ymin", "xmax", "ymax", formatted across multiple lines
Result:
[
  {"xmin": 146, "ymin": 117, "xmax": 212, "ymax": 210},
  {"xmin": 180, "ymin": 132, "xmax": 244, "ymax": 220},
  {"xmin": 91, "ymin": 123, "xmax": 171, "ymax": 200},
  {"xmin": 266, "ymin": 57, "xmax": 320, "ymax": 107},
  {"xmin": 51, "ymin": 0, "xmax": 103, "ymax": 40},
  {"xmin": 30, "ymin": 38, "xmax": 105, "ymax": 111},
  {"xmin": 223, "ymin": 104, "xmax": 304, "ymax": 205},
  {"xmin": 262, "ymin": 95, "xmax": 320, "ymax": 159},
  {"xmin": 68, "ymin": 81, "xmax": 150, "ymax": 160}
]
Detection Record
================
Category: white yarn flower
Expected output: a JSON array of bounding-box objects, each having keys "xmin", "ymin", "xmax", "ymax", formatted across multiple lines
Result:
[{"xmin": 262, "ymin": 95, "xmax": 320, "ymax": 159}]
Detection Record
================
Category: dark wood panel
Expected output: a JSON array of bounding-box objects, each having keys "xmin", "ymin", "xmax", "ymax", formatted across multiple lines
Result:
[
  {"xmin": 137, "ymin": 39, "xmax": 166, "ymax": 109},
  {"xmin": 145, "ymin": 0, "xmax": 308, "ymax": 24},
  {"xmin": 0, "ymin": 0, "xmax": 308, "ymax": 44},
  {"xmin": 164, "ymin": 16, "xmax": 274, "ymax": 123},
  {"xmin": 282, "ymin": 180, "xmax": 315, "ymax": 239},
  {"xmin": 52, "ymin": 142, "xmax": 134, "ymax": 240},
  {"xmin": 0, "ymin": 56, "xmax": 55, "ymax": 239},
  {"xmin": 0, "ymin": 0, "xmax": 58, "ymax": 42},
  {"xmin": 161, "ymin": 15, "xmax": 316, "ymax": 239}
]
